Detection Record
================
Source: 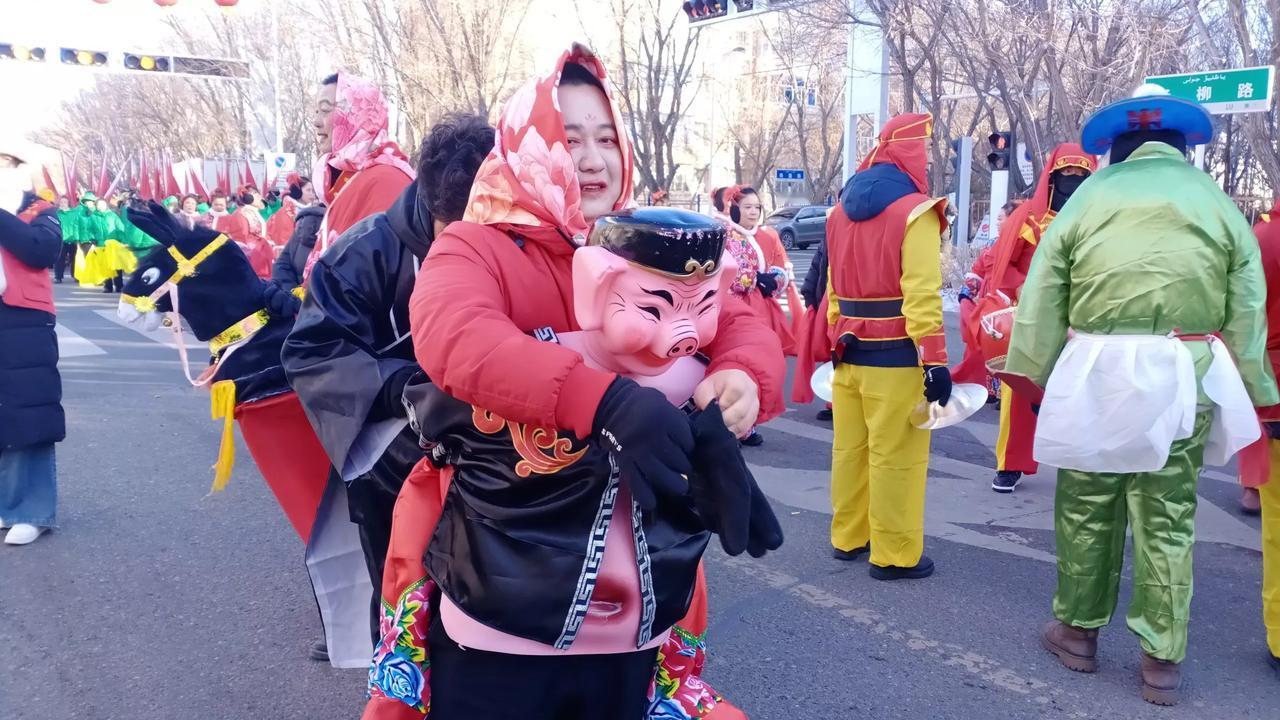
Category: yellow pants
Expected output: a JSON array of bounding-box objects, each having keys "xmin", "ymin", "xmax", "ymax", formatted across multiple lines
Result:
[
  {"xmin": 830, "ymin": 363, "xmax": 930, "ymax": 567},
  {"xmin": 1263, "ymin": 440, "xmax": 1280, "ymax": 658}
]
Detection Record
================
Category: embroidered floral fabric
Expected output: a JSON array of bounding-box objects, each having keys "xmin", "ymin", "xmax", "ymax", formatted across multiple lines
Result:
[{"xmin": 368, "ymin": 578, "xmax": 433, "ymax": 714}]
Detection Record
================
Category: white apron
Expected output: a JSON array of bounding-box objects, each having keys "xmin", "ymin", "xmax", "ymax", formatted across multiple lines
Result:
[{"xmin": 1034, "ymin": 332, "xmax": 1259, "ymax": 473}]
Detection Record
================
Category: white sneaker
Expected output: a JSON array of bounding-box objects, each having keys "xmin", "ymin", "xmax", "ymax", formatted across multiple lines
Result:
[{"xmin": 4, "ymin": 524, "xmax": 46, "ymax": 545}]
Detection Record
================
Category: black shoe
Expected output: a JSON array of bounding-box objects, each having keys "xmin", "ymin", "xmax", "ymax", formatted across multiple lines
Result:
[
  {"xmin": 1269, "ymin": 652, "xmax": 1280, "ymax": 677},
  {"xmin": 102, "ymin": 285, "xmax": 114, "ymax": 294},
  {"xmin": 816, "ymin": 407, "xmax": 833, "ymax": 422},
  {"xmin": 869, "ymin": 555, "xmax": 935, "ymax": 581},
  {"xmin": 992, "ymin": 471, "xmax": 1022, "ymax": 493},
  {"xmin": 832, "ymin": 543, "xmax": 870, "ymax": 561},
  {"xmin": 308, "ymin": 639, "xmax": 329, "ymax": 662},
  {"xmin": 740, "ymin": 430, "xmax": 764, "ymax": 447}
]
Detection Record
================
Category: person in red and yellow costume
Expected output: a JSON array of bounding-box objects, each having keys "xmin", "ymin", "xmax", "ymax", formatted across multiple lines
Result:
[
  {"xmin": 966, "ymin": 145, "xmax": 1096, "ymax": 493},
  {"xmin": 825, "ymin": 113, "xmax": 949, "ymax": 580},
  {"xmin": 1242, "ymin": 195, "xmax": 1280, "ymax": 676},
  {"xmin": 212, "ymin": 184, "xmax": 274, "ymax": 278}
]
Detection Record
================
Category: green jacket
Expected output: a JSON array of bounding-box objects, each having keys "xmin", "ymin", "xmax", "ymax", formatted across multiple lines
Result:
[
  {"xmin": 91, "ymin": 209, "xmax": 122, "ymax": 247},
  {"xmin": 58, "ymin": 205, "xmax": 99, "ymax": 244},
  {"xmin": 1006, "ymin": 142, "xmax": 1280, "ymax": 407}
]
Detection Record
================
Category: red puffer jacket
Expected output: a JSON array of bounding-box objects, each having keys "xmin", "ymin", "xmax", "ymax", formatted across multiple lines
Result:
[{"xmin": 409, "ymin": 221, "xmax": 786, "ymax": 440}]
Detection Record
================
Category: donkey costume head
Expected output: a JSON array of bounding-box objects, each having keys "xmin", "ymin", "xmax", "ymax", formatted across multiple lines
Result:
[{"xmin": 118, "ymin": 201, "xmax": 267, "ymax": 340}]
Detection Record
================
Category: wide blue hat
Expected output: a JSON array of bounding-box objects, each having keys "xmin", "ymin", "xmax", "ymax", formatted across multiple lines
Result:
[{"xmin": 1080, "ymin": 84, "xmax": 1214, "ymax": 155}]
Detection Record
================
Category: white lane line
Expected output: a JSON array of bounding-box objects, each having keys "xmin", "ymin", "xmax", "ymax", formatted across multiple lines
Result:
[{"xmin": 55, "ymin": 324, "xmax": 107, "ymax": 358}]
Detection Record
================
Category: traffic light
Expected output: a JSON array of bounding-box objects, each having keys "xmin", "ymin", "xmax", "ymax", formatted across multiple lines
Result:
[
  {"xmin": 986, "ymin": 131, "xmax": 1013, "ymax": 171},
  {"xmin": 683, "ymin": 0, "xmax": 727, "ymax": 22},
  {"xmin": 60, "ymin": 47, "xmax": 108, "ymax": 67},
  {"xmin": 0, "ymin": 44, "xmax": 46, "ymax": 62},
  {"xmin": 124, "ymin": 53, "xmax": 172, "ymax": 73}
]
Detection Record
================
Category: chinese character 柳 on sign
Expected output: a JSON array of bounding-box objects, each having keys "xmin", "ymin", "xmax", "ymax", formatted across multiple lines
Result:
[{"xmin": 1196, "ymin": 85, "xmax": 1213, "ymax": 102}]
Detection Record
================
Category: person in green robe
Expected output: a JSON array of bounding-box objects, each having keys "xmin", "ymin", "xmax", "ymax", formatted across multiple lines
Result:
[
  {"xmin": 1006, "ymin": 86, "xmax": 1279, "ymax": 706},
  {"xmin": 53, "ymin": 195, "xmax": 88, "ymax": 283}
]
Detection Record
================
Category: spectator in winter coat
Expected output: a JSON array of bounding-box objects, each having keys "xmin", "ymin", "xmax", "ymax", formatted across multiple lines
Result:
[{"xmin": 0, "ymin": 144, "xmax": 65, "ymax": 546}]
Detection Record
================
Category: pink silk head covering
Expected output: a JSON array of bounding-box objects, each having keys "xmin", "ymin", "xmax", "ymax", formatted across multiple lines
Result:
[
  {"xmin": 462, "ymin": 43, "xmax": 635, "ymax": 246},
  {"xmin": 313, "ymin": 71, "xmax": 414, "ymax": 204}
]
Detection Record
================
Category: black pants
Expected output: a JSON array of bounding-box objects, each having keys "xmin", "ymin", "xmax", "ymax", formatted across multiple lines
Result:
[
  {"xmin": 345, "ymin": 467, "xmax": 403, "ymax": 643},
  {"xmin": 428, "ymin": 616, "xmax": 659, "ymax": 720},
  {"xmin": 102, "ymin": 271, "xmax": 123, "ymax": 293},
  {"xmin": 53, "ymin": 243, "xmax": 77, "ymax": 282}
]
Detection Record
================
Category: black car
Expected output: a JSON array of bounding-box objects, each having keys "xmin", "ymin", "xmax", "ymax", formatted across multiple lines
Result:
[{"xmin": 764, "ymin": 205, "xmax": 827, "ymax": 250}]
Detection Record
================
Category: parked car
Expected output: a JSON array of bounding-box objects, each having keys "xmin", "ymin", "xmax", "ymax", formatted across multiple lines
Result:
[{"xmin": 764, "ymin": 205, "xmax": 828, "ymax": 250}]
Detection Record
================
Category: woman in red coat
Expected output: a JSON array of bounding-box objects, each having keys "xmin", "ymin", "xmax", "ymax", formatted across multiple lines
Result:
[{"xmin": 406, "ymin": 44, "xmax": 783, "ymax": 720}]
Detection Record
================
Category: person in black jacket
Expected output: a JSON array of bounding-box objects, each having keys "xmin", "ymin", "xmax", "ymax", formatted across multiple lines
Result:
[
  {"xmin": 799, "ymin": 235, "xmax": 833, "ymax": 421},
  {"xmin": 281, "ymin": 113, "xmax": 495, "ymax": 640},
  {"xmin": 265, "ymin": 203, "xmax": 326, "ymax": 315},
  {"xmin": 0, "ymin": 155, "xmax": 65, "ymax": 546}
]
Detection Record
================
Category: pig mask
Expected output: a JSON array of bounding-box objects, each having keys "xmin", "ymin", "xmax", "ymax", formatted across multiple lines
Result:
[{"xmin": 573, "ymin": 208, "xmax": 736, "ymax": 378}]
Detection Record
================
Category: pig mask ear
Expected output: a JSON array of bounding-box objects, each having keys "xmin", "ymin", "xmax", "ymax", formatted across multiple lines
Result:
[{"xmin": 573, "ymin": 246, "xmax": 631, "ymax": 332}]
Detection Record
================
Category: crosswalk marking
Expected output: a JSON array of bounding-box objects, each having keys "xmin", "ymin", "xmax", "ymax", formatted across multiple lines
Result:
[{"xmin": 55, "ymin": 324, "xmax": 108, "ymax": 357}]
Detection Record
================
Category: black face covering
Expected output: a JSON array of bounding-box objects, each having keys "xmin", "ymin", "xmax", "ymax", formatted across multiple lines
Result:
[
  {"xmin": 1111, "ymin": 129, "xmax": 1187, "ymax": 164},
  {"xmin": 1050, "ymin": 172, "xmax": 1088, "ymax": 212}
]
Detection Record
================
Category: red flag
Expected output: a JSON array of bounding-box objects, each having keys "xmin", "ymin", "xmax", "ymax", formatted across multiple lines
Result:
[
  {"xmin": 243, "ymin": 157, "xmax": 257, "ymax": 191},
  {"xmin": 223, "ymin": 157, "xmax": 232, "ymax": 194},
  {"xmin": 63, "ymin": 150, "xmax": 80, "ymax": 200},
  {"xmin": 165, "ymin": 155, "xmax": 183, "ymax": 197},
  {"xmin": 153, "ymin": 155, "xmax": 165, "ymax": 200},
  {"xmin": 188, "ymin": 165, "xmax": 209, "ymax": 200},
  {"xmin": 94, "ymin": 157, "xmax": 110, "ymax": 197},
  {"xmin": 41, "ymin": 166, "xmax": 58, "ymax": 197},
  {"xmin": 139, "ymin": 155, "xmax": 153, "ymax": 201}
]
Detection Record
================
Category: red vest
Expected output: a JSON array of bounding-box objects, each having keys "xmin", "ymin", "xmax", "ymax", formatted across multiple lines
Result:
[
  {"xmin": 826, "ymin": 193, "xmax": 926, "ymax": 347},
  {"xmin": 1, "ymin": 201, "xmax": 55, "ymax": 315}
]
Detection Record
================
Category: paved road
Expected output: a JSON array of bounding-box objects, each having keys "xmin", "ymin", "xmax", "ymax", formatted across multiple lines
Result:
[{"xmin": 2, "ymin": 284, "xmax": 1277, "ymax": 719}]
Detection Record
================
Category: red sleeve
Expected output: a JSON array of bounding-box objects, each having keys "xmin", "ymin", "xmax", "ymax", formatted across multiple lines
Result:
[
  {"xmin": 214, "ymin": 213, "xmax": 250, "ymax": 246},
  {"xmin": 409, "ymin": 229, "xmax": 616, "ymax": 440},
  {"xmin": 703, "ymin": 298, "xmax": 787, "ymax": 423},
  {"xmin": 327, "ymin": 165, "xmax": 412, "ymax": 238}
]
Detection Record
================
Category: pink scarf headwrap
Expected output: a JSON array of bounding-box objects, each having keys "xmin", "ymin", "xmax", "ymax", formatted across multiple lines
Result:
[{"xmin": 313, "ymin": 72, "xmax": 414, "ymax": 204}]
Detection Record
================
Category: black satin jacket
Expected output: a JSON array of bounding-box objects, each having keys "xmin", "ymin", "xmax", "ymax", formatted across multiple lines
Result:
[
  {"xmin": 281, "ymin": 183, "xmax": 430, "ymax": 485},
  {"xmin": 411, "ymin": 378, "xmax": 710, "ymax": 650}
]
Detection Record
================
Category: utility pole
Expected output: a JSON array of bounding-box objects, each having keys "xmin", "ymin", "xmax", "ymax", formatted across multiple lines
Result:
[{"xmin": 843, "ymin": 0, "xmax": 891, "ymax": 183}]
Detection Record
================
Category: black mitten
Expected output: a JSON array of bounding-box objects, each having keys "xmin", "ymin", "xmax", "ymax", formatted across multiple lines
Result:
[
  {"xmin": 689, "ymin": 402, "xmax": 783, "ymax": 557},
  {"xmin": 923, "ymin": 364, "xmax": 953, "ymax": 406},
  {"xmin": 755, "ymin": 271, "xmax": 779, "ymax": 298},
  {"xmin": 594, "ymin": 378, "xmax": 694, "ymax": 511},
  {"xmin": 262, "ymin": 280, "xmax": 301, "ymax": 318}
]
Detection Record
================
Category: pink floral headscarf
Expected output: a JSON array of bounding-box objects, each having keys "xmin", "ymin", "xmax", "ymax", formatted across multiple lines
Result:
[
  {"xmin": 313, "ymin": 71, "xmax": 414, "ymax": 204},
  {"xmin": 463, "ymin": 44, "xmax": 635, "ymax": 245}
]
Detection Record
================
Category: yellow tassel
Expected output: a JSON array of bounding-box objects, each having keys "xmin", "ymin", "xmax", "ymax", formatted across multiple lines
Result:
[{"xmin": 209, "ymin": 380, "xmax": 238, "ymax": 493}]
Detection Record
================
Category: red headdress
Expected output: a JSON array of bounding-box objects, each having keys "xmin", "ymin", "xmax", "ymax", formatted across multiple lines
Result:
[{"xmin": 858, "ymin": 113, "xmax": 933, "ymax": 193}]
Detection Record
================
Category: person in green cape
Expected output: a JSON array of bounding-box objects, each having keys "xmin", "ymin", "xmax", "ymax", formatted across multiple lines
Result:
[
  {"xmin": 1007, "ymin": 85, "xmax": 1279, "ymax": 705},
  {"xmin": 53, "ymin": 195, "xmax": 84, "ymax": 283}
]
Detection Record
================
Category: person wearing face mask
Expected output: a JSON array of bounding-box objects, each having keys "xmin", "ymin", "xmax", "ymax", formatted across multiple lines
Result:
[
  {"xmin": 1006, "ymin": 85, "xmax": 1277, "ymax": 705},
  {"xmin": 408, "ymin": 46, "xmax": 784, "ymax": 719},
  {"xmin": 0, "ymin": 143, "xmax": 64, "ymax": 546},
  {"xmin": 961, "ymin": 145, "xmax": 1096, "ymax": 494},
  {"xmin": 302, "ymin": 72, "xmax": 414, "ymax": 281},
  {"xmin": 825, "ymin": 113, "xmax": 950, "ymax": 582}
]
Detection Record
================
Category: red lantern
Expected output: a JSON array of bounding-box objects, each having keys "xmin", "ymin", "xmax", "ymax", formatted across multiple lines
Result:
[
  {"xmin": 153, "ymin": 0, "xmax": 178, "ymax": 7},
  {"xmin": 214, "ymin": 0, "xmax": 239, "ymax": 7},
  {"xmin": 92, "ymin": 0, "xmax": 111, "ymax": 4}
]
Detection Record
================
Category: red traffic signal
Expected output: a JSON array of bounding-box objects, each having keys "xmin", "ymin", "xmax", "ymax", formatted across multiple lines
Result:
[
  {"xmin": 986, "ymin": 131, "xmax": 1013, "ymax": 171},
  {"xmin": 683, "ymin": 0, "xmax": 727, "ymax": 22}
]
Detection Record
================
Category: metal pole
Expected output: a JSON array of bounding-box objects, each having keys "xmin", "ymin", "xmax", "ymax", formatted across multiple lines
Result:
[
  {"xmin": 1223, "ymin": 114, "xmax": 1234, "ymax": 194},
  {"xmin": 987, "ymin": 169, "xmax": 1009, "ymax": 245},
  {"xmin": 270, "ymin": 0, "xmax": 283, "ymax": 154},
  {"xmin": 842, "ymin": 0, "xmax": 858, "ymax": 184},
  {"xmin": 955, "ymin": 137, "xmax": 973, "ymax": 245}
]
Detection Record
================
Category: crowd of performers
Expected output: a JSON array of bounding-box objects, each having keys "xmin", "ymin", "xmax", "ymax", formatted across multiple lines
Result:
[{"xmin": 4, "ymin": 39, "xmax": 1280, "ymax": 717}]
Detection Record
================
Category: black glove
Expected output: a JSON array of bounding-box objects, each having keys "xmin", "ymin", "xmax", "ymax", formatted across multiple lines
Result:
[
  {"xmin": 594, "ymin": 377, "xmax": 694, "ymax": 512},
  {"xmin": 262, "ymin": 280, "xmax": 301, "ymax": 318},
  {"xmin": 377, "ymin": 365, "xmax": 421, "ymax": 420},
  {"xmin": 689, "ymin": 402, "xmax": 784, "ymax": 558},
  {"xmin": 755, "ymin": 271, "xmax": 779, "ymax": 298},
  {"xmin": 923, "ymin": 365, "xmax": 952, "ymax": 406}
]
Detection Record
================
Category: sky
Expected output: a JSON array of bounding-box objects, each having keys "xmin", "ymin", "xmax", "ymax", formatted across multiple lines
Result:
[{"xmin": 0, "ymin": 0, "xmax": 272, "ymax": 142}]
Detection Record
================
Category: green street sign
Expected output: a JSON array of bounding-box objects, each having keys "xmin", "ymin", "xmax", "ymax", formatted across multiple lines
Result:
[{"xmin": 1145, "ymin": 66, "xmax": 1274, "ymax": 115}]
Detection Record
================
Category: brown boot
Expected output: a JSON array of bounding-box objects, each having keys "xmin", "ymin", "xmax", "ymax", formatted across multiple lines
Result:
[
  {"xmin": 1139, "ymin": 652, "xmax": 1182, "ymax": 706},
  {"xmin": 1040, "ymin": 620, "xmax": 1098, "ymax": 673}
]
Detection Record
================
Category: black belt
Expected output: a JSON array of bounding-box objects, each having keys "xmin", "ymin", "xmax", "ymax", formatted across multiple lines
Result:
[{"xmin": 838, "ymin": 298, "xmax": 904, "ymax": 319}]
